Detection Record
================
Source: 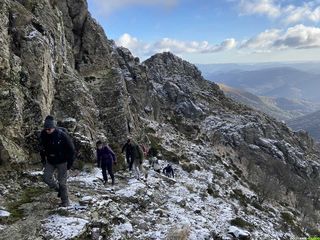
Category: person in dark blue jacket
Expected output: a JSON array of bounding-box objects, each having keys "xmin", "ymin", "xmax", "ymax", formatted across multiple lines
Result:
[{"xmin": 96, "ymin": 140, "xmax": 117, "ymax": 185}]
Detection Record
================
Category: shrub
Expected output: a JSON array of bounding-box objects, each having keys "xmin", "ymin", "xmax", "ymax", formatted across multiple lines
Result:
[{"xmin": 230, "ymin": 217, "xmax": 254, "ymax": 230}]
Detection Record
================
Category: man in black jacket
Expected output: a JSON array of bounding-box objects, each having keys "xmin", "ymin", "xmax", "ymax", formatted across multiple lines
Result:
[
  {"xmin": 40, "ymin": 115, "xmax": 75, "ymax": 207},
  {"xmin": 121, "ymin": 139, "xmax": 133, "ymax": 171}
]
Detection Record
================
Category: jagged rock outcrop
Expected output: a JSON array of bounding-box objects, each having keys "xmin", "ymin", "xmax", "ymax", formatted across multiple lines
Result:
[{"xmin": 1, "ymin": 0, "xmax": 320, "ymax": 239}]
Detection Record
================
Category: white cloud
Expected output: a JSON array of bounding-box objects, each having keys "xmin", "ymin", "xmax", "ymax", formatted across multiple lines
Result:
[
  {"xmin": 275, "ymin": 24, "xmax": 320, "ymax": 48},
  {"xmin": 116, "ymin": 33, "xmax": 150, "ymax": 52},
  {"xmin": 239, "ymin": 0, "xmax": 281, "ymax": 18},
  {"xmin": 241, "ymin": 29, "xmax": 281, "ymax": 49},
  {"xmin": 115, "ymin": 33, "xmax": 237, "ymax": 57},
  {"xmin": 90, "ymin": 0, "xmax": 178, "ymax": 16},
  {"xmin": 283, "ymin": 4, "xmax": 320, "ymax": 24},
  {"xmin": 241, "ymin": 24, "xmax": 320, "ymax": 50},
  {"xmin": 237, "ymin": 0, "xmax": 320, "ymax": 24}
]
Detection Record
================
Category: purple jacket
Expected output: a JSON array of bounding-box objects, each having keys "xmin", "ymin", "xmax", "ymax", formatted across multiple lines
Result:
[{"xmin": 97, "ymin": 146, "xmax": 116, "ymax": 167}]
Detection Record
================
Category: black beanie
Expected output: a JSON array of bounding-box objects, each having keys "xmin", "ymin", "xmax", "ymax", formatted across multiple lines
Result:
[{"xmin": 44, "ymin": 115, "xmax": 56, "ymax": 129}]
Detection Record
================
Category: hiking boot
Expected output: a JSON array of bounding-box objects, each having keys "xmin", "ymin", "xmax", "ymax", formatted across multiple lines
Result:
[{"xmin": 59, "ymin": 201, "xmax": 70, "ymax": 207}]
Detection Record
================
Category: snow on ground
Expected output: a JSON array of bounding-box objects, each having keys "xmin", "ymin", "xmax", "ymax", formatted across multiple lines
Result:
[
  {"xmin": 68, "ymin": 168, "xmax": 101, "ymax": 188},
  {"xmin": 0, "ymin": 210, "xmax": 10, "ymax": 217},
  {"xmin": 115, "ymin": 178, "xmax": 145, "ymax": 198},
  {"xmin": 111, "ymin": 222, "xmax": 134, "ymax": 239},
  {"xmin": 27, "ymin": 170, "xmax": 43, "ymax": 176},
  {"xmin": 42, "ymin": 215, "xmax": 89, "ymax": 240},
  {"xmin": 229, "ymin": 226, "xmax": 250, "ymax": 238},
  {"xmin": 20, "ymin": 118, "xmax": 295, "ymax": 239}
]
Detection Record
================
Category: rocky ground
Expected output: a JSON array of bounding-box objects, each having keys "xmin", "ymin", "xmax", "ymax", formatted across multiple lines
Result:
[
  {"xmin": 0, "ymin": 165, "xmax": 274, "ymax": 240},
  {"xmin": 0, "ymin": 127, "xmax": 308, "ymax": 240},
  {"xmin": 0, "ymin": 113, "xmax": 318, "ymax": 240}
]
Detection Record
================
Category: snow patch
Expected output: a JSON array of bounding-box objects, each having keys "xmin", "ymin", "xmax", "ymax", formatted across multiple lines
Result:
[
  {"xmin": 28, "ymin": 170, "xmax": 43, "ymax": 176},
  {"xmin": 0, "ymin": 210, "xmax": 10, "ymax": 217},
  {"xmin": 68, "ymin": 168, "xmax": 101, "ymax": 187},
  {"xmin": 111, "ymin": 222, "xmax": 134, "ymax": 239},
  {"xmin": 26, "ymin": 30, "xmax": 39, "ymax": 39},
  {"xmin": 115, "ymin": 179, "xmax": 145, "ymax": 198},
  {"xmin": 42, "ymin": 215, "xmax": 88, "ymax": 240},
  {"xmin": 228, "ymin": 226, "xmax": 250, "ymax": 238}
]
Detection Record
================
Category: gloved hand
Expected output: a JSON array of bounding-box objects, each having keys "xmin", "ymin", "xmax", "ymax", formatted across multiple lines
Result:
[
  {"xmin": 41, "ymin": 155, "xmax": 46, "ymax": 166},
  {"xmin": 41, "ymin": 159, "xmax": 46, "ymax": 167},
  {"xmin": 67, "ymin": 162, "xmax": 72, "ymax": 170}
]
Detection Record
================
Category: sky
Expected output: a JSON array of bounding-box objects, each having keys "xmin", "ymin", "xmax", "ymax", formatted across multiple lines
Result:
[{"xmin": 87, "ymin": 0, "xmax": 320, "ymax": 64}]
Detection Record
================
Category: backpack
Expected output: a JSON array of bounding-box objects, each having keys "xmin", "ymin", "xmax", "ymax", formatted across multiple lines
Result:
[{"xmin": 57, "ymin": 127, "xmax": 76, "ymax": 159}]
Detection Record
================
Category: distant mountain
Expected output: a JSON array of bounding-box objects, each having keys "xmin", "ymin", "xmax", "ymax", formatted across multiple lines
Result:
[
  {"xmin": 202, "ymin": 67, "xmax": 320, "ymax": 102},
  {"xmin": 197, "ymin": 62, "xmax": 320, "ymax": 75},
  {"xmin": 288, "ymin": 110, "xmax": 320, "ymax": 141},
  {"xmin": 219, "ymin": 84, "xmax": 320, "ymax": 121}
]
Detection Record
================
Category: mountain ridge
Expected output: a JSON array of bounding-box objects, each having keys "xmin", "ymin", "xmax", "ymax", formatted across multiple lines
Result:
[
  {"xmin": 219, "ymin": 83, "xmax": 320, "ymax": 121},
  {"xmin": 201, "ymin": 66, "xmax": 320, "ymax": 102},
  {"xmin": 288, "ymin": 110, "xmax": 320, "ymax": 141}
]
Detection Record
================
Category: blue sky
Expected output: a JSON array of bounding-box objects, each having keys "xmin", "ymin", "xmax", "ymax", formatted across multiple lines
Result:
[{"xmin": 87, "ymin": 0, "xmax": 320, "ymax": 64}]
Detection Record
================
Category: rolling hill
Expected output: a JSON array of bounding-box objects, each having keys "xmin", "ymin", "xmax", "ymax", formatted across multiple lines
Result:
[{"xmin": 219, "ymin": 83, "xmax": 320, "ymax": 121}]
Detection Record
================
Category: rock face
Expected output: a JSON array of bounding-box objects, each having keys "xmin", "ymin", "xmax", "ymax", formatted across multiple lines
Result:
[
  {"xmin": 1, "ymin": 0, "xmax": 320, "ymax": 238},
  {"xmin": 0, "ymin": 0, "xmax": 139, "ymax": 166}
]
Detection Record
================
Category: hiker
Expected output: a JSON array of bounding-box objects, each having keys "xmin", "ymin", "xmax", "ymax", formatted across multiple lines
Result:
[
  {"xmin": 96, "ymin": 140, "xmax": 116, "ymax": 185},
  {"xmin": 140, "ymin": 144, "xmax": 148, "ymax": 157},
  {"xmin": 150, "ymin": 157, "xmax": 161, "ymax": 173},
  {"xmin": 121, "ymin": 139, "xmax": 133, "ymax": 171},
  {"xmin": 163, "ymin": 164, "xmax": 174, "ymax": 178},
  {"xmin": 40, "ymin": 115, "xmax": 75, "ymax": 207},
  {"xmin": 131, "ymin": 141, "xmax": 148, "ymax": 180}
]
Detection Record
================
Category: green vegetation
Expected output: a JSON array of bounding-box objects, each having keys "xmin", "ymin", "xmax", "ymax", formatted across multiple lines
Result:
[
  {"xmin": 230, "ymin": 189, "xmax": 248, "ymax": 207},
  {"xmin": 49, "ymin": 208, "xmax": 70, "ymax": 217},
  {"xmin": 281, "ymin": 212, "xmax": 295, "ymax": 226},
  {"xmin": 230, "ymin": 217, "xmax": 254, "ymax": 230},
  {"xmin": 280, "ymin": 211, "xmax": 305, "ymax": 236},
  {"xmin": 5, "ymin": 187, "xmax": 49, "ymax": 223}
]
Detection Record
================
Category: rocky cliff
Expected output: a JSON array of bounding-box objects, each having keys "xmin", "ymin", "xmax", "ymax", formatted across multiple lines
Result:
[{"xmin": 1, "ymin": 0, "xmax": 320, "ymax": 239}]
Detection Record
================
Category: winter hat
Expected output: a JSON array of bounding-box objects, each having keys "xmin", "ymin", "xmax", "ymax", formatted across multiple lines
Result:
[{"xmin": 44, "ymin": 115, "xmax": 56, "ymax": 129}]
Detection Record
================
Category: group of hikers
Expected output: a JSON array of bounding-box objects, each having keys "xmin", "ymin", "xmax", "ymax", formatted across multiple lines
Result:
[{"xmin": 39, "ymin": 115, "xmax": 175, "ymax": 207}]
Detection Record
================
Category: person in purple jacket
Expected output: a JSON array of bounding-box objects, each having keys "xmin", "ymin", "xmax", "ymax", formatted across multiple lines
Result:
[{"xmin": 96, "ymin": 140, "xmax": 117, "ymax": 185}]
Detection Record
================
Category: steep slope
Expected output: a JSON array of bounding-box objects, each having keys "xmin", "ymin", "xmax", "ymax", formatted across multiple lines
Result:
[
  {"xmin": 219, "ymin": 84, "xmax": 320, "ymax": 121},
  {"xmin": 288, "ymin": 110, "xmax": 320, "ymax": 141},
  {"xmin": 0, "ymin": 0, "xmax": 320, "ymax": 239}
]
